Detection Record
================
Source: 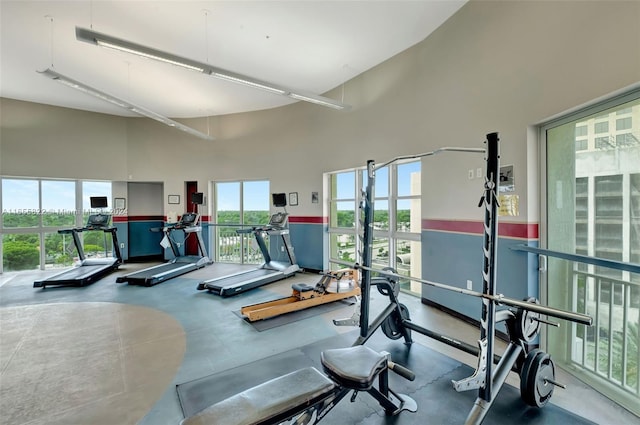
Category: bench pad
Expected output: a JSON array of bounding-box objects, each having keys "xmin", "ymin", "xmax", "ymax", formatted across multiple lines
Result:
[
  {"xmin": 180, "ymin": 367, "xmax": 335, "ymax": 425},
  {"xmin": 321, "ymin": 345, "xmax": 386, "ymax": 390}
]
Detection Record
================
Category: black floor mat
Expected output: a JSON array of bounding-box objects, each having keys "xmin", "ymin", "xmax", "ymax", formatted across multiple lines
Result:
[{"xmin": 176, "ymin": 331, "xmax": 594, "ymax": 425}]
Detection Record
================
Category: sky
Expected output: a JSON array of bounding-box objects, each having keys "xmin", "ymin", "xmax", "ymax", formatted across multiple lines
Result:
[
  {"xmin": 2, "ymin": 179, "xmax": 111, "ymax": 211},
  {"xmin": 335, "ymin": 162, "xmax": 420, "ymax": 207}
]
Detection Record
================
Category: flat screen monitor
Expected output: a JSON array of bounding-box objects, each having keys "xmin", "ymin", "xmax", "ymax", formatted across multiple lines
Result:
[
  {"xmin": 191, "ymin": 192, "xmax": 204, "ymax": 205},
  {"xmin": 272, "ymin": 193, "xmax": 287, "ymax": 207},
  {"xmin": 90, "ymin": 196, "xmax": 108, "ymax": 209}
]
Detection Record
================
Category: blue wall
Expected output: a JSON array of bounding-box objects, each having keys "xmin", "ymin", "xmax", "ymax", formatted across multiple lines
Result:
[
  {"xmin": 422, "ymin": 229, "xmax": 539, "ymax": 324},
  {"xmin": 289, "ymin": 222, "xmax": 325, "ymax": 271}
]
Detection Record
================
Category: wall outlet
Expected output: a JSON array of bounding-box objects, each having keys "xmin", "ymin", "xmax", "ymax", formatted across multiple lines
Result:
[
  {"xmin": 468, "ymin": 169, "xmax": 474, "ymax": 180},
  {"xmin": 466, "ymin": 279, "xmax": 472, "ymax": 290},
  {"xmin": 120, "ymin": 243, "xmax": 125, "ymax": 249},
  {"xmin": 476, "ymin": 168, "xmax": 482, "ymax": 178}
]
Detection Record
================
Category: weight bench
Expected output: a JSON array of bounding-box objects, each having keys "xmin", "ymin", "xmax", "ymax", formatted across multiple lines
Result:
[{"xmin": 180, "ymin": 345, "xmax": 417, "ymax": 425}]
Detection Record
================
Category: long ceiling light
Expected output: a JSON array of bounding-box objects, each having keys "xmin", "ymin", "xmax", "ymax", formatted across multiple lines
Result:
[
  {"xmin": 75, "ymin": 27, "xmax": 351, "ymax": 111},
  {"xmin": 38, "ymin": 68, "xmax": 214, "ymax": 141}
]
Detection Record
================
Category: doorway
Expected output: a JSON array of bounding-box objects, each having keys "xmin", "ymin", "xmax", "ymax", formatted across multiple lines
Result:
[{"xmin": 185, "ymin": 181, "xmax": 200, "ymax": 256}]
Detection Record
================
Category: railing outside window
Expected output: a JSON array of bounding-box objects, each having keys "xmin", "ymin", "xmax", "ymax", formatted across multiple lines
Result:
[
  {"xmin": 573, "ymin": 269, "xmax": 639, "ymax": 398},
  {"xmin": 514, "ymin": 245, "xmax": 640, "ymax": 416}
]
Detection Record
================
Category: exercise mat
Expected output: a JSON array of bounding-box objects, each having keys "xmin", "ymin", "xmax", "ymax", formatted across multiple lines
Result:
[
  {"xmin": 232, "ymin": 297, "xmax": 357, "ymax": 331},
  {"xmin": 176, "ymin": 331, "xmax": 594, "ymax": 425}
]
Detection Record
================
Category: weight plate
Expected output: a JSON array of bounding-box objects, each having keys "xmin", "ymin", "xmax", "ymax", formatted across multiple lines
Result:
[
  {"xmin": 519, "ymin": 349, "xmax": 542, "ymax": 406},
  {"xmin": 375, "ymin": 267, "xmax": 400, "ymax": 298},
  {"xmin": 531, "ymin": 353, "xmax": 555, "ymax": 407},
  {"xmin": 381, "ymin": 303, "xmax": 410, "ymax": 340},
  {"xmin": 515, "ymin": 297, "xmax": 541, "ymax": 343},
  {"xmin": 521, "ymin": 349, "xmax": 556, "ymax": 407}
]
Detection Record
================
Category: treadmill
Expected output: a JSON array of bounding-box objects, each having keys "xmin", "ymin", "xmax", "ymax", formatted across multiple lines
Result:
[
  {"xmin": 116, "ymin": 212, "xmax": 211, "ymax": 286},
  {"xmin": 197, "ymin": 207, "xmax": 300, "ymax": 297},
  {"xmin": 34, "ymin": 200, "xmax": 122, "ymax": 288}
]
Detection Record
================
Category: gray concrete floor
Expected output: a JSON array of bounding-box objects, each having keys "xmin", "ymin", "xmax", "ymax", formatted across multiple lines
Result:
[{"xmin": 0, "ymin": 263, "xmax": 638, "ymax": 425}]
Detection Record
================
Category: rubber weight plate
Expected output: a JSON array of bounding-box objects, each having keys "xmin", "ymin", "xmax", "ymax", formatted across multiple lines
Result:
[
  {"xmin": 521, "ymin": 350, "xmax": 556, "ymax": 407},
  {"xmin": 515, "ymin": 297, "xmax": 541, "ymax": 343},
  {"xmin": 381, "ymin": 303, "xmax": 410, "ymax": 340}
]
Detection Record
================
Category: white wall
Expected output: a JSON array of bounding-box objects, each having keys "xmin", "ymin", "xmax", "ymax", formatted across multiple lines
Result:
[{"xmin": 2, "ymin": 1, "xmax": 639, "ymax": 224}]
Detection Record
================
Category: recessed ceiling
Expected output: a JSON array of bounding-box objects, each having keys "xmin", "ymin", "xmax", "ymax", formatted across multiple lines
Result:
[{"xmin": 0, "ymin": 1, "xmax": 466, "ymax": 118}]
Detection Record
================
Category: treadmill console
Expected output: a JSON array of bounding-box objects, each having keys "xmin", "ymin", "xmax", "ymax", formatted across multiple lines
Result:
[
  {"xmin": 180, "ymin": 212, "xmax": 200, "ymax": 227},
  {"xmin": 269, "ymin": 212, "xmax": 288, "ymax": 229},
  {"xmin": 86, "ymin": 214, "xmax": 111, "ymax": 229}
]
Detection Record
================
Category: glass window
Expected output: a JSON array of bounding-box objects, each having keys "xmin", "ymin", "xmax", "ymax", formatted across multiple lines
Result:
[
  {"xmin": 332, "ymin": 172, "xmax": 355, "ymax": 199},
  {"xmin": 616, "ymin": 117, "xmax": 632, "ymax": 131},
  {"xmin": 396, "ymin": 239, "xmax": 421, "ymax": 294},
  {"xmin": 375, "ymin": 166, "xmax": 389, "ymax": 198},
  {"xmin": 545, "ymin": 92, "xmax": 640, "ymax": 416},
  {"xmin": 575, "ymin": 125, "xmax": 588, "ymax": 137},
  {"xmin": 397, "ymin": 199, "xmax": 420, "ymax": 233},
  {"xmin": 397, "ymin": 162, "xmax": 421, "ymax": 197},
  {"xmin": 373, "ymin": 200, "xmax": 389, "ymax": 231},
  {"xmin": 213, "ymin": 180, "xmax": 269, "ymax": 264},
  {"xmin": 327, "ymin": 159, "xmax": 421, "ymax": 295},
  {"xmin": 1, "ymin": 178, "xmax": 114, "ymax": 271},
  {"xmin": 243, "ymin": 181, "xmax": 270, "ymax": 225},
  {"xmin": 42, "ymin": 180, "xmax": 76, "ymax": 227},
  {"xmin": 2, "ymin": 233, "xmax": 40, "ymax": 271},
  {"xmin": 595, "ymin": 136, "xmax": 613, "ymax": 149},
  {"xmin": 616, "ymin": 133, "xmax": 638, "ymax": 147},
  {"xmin": 216, "ymin": 182, "xmax": 240, "ymax": 224},
  {"xmin": 630, "ymin": 174, "xmax": 640, "ymax": 284},
  {"xmin": 575, "ymin": 139, "xmax": 588, "ymax": 151},
  {"xmin": 330, "ymin": 201, "xmax": 355, "ymax": 229},
  {"xmin": 44, "ymin": 231, "xmax": 76, "ymax": 269},
  {"xmin": 371, "ymin": 237, "xmax": 390, "ymax": 268},
  {"xmin": 330, "ymin": 233, "xmax": 357, "ymax": 264},
  {"xmin": 2, "ymin": 179, "xmax": 39, "ymax": 228}
]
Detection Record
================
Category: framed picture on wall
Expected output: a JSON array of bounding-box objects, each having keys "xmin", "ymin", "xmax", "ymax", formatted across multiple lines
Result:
[
  {"xmin": 168, "ymin": 195, "xmax": 180, "ymax": 204},
  {"xmin": 289, "ymin": 192, "xmax": 298, "ymax": 206},
  {"xmin": 114, "ymin": 198, "xmax": 126, "ymax": 210}
]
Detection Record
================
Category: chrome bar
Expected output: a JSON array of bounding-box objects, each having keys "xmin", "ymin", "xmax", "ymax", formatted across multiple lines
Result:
[{"xmin": 330, "ymin": 259, "xmax": 593, "ymax": 326}]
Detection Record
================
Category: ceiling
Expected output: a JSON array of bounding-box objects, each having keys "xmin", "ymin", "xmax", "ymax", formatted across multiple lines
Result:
[{"xmin": 1, "ymin": 1, "xmax": 466, "ymax": 118}]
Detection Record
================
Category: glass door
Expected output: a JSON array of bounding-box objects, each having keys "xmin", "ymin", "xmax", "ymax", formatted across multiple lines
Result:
[
  {"xmin": 214, "ymin": 180, "xmax": 269, "ymax": 264},
  {"xmin": 543, "ymin": 90, "xmax": 640, "ymax": 415}
]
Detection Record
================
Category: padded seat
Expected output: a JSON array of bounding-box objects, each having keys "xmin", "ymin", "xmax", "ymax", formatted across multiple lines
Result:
[
  {"xmin": 321, "ymin": 345, "xmax": 387, "ymax": 390},
  {"xmin": 292, "ymin": 283, "xmax": 315, "ymax": 292},
  {"xmin": 180, "ymin": 367, "xmax": 335, "ymax": 425}
]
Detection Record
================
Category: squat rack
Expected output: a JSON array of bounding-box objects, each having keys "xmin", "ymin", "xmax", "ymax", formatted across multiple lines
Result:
[{"xmin": 334, "ymin": 132, "xmax": 593, "ymax": 424}]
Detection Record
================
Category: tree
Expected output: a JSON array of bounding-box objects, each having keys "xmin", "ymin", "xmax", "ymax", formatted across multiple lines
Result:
[{"xmin": 3, "ymin": 241, "xmax": 39, "ymax": 271}]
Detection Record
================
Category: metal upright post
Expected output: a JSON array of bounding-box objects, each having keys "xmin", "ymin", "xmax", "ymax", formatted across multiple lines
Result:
[
  {"xmin": 359, "ymin": 160, "xmax": 376, "ymax": 338},
  {"xmin": 479, "ymin": 132, "xmax": 500, "ymax": 403}
]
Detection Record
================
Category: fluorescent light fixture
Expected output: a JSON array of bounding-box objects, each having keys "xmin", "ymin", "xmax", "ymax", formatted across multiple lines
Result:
[
  {"xmin": 288, "ymin": 92, "xmax": 350, "ymax": 110},
  {"xmin": 210, "ymin": 72, "xmax": 288, "ymax": 95},
  {"xmin": 38, "ymin": 68, "xmax": 214, "ymax": 141},
  {"xmin": 76, "ymin": 26, "xmax": 351, "ymax": 111},
  {"xmin": 76, "ymin": 27, "xmax": 206, "ymax": 73},
  {"xmin": 97, "ymin": 40, "xmax": 206, "ymax": 73}
]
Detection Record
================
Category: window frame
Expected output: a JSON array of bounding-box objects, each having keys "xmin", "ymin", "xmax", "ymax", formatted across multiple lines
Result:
[{"xmin": 327, "ymin": 159, "xmax": 421, "ymax": 295}]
